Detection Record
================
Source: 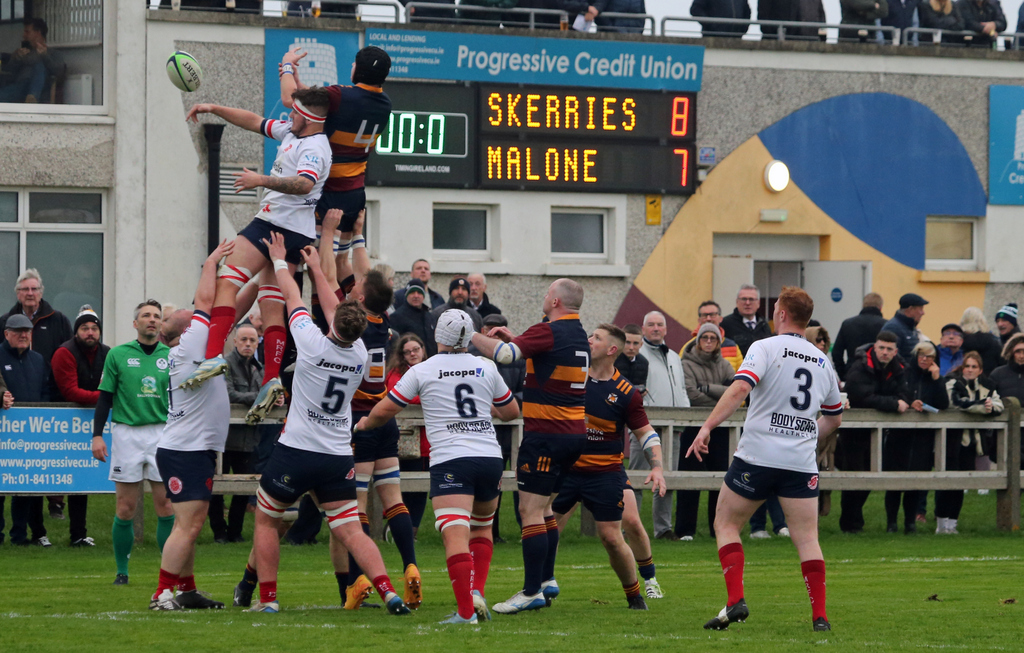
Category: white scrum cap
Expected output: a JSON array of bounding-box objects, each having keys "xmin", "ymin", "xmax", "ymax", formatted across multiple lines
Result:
[{"xmin": 435, "ymin": 309, "xmax": 475, "ymax": 348}]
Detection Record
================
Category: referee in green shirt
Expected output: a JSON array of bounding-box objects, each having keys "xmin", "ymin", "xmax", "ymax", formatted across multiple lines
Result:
[{"xmin": 91, "ymin": 300, "xmax": 174, "ymax": 585}]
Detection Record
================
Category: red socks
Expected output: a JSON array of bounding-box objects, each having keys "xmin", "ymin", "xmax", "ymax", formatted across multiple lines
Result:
[
  {"xmin": 447, "ymin": 553, "xmax": 475, "ymax": 619},
  {"xmin": 177, "ymin": 574, "xmax": 197, "ymax": 593},
  {"xmin": 802, "ymin": 559, "xmax": 828, "ymax": 621},
  {"xmin": 153, "ymin": 568, "xmax": 179, "ymax": 599},
  {"xmin": 372, "ymin": 575, "xmax": 397, "ymax": 601},
  {"xmin": 718, "ymin": 542, "xmax": 745, "ymax": 606},
  {"xmin": 469, "ymin": 537, "xmax": 493, "ymax": 596},
  {"xmin": 259, "ymin": 581, "xmax": 277, "ymax": 604},
  {"xmin": 623, "ymin": 580, "xmax": 641, "ymax": 599},
  {"xmin": 205, "ymin": 306, "xmax": 236, "ymax": 359},
  {"xmin": 262, "ymin": 325, "xmax": 286, "ymax": 381}
]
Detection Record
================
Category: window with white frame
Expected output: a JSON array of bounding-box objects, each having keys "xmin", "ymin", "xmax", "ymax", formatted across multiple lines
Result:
[
  {"xmin": 925, "ymin": 217, "xmax": 977, "ymax": 271},
  {"xmin": 433, "ymin": 204, "xmax": 490, "ymax": 259},
  {"xmin": 0, "ymin": 189, "xmax": 105, "ymax": 320},
  {"xmin": 551, "ymin": 209, "xmax": 607, "ymax": 260}
]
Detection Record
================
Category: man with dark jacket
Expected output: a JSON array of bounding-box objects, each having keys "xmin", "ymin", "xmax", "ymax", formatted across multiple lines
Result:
[
  {"xmin": 0, "ymin": 314, "xmax": 51, "ymax": 546},
  {"xmin": 392, "ymin": 259, "xmax": 446, "ymax": 311},
  {"xmin": 614, "ymin": 323, "xmax": 649, "ymax": 393},
  {"xmin": 838, "ymin": 331, "xmax": 911, "ymax": 533},
  {"xmin": 49, "ymin": 306, "xmax": 108, "ymax": 546},
  {"xmin": 840, "ymin": 0, "xmax": 889, "ymax": 39},
  {"xmin": 833, "ymin": 293, "xmax": 887, "ymax": 380},
  {"xmin": 467, "ymin": 273, "xmax": 502, "ymax": 319},
  {"xmin": 882, "ymin": 293, "xmax": 927, "ymax": 361},
  {"xmin": 593, "ymin": 0, "xmax": 647, "ymax": 32},
  {"xmin": 882, "ymin": 0, "xmax": 918, "ymax": 39},
  {"xmin": 956, "ymin": 0, "xmax": 1006, "ymax": 46},
  {"xmin": 995, "ymin": 303, "xmax": 1020, "ymax": 346},
  {"xmin": 430, "ymin": 277, "xmax": 484, "ymax": 332},
  {"xmin": 689, "ymin": 0, "xmax": 751, "ymax": 36},
  {"xmin": 990, "ymin": 333, "xmax": 1024, "ymax": 465},
  {"xmin": 720, "ymin": 284, "xmax": 772, "ymax": 356},
  {"xmin": 390, "ymin": 279, "xmax": 438, "ymax": 358}
]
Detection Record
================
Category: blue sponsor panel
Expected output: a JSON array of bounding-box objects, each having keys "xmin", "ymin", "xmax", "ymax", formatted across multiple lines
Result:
[
  {"xmin": 989, "ymin": 85, "xmax": 1024, "ymax": 206},
  {"xmin": 365, "ymin": 29, "xmax": 703, "ymax": 92},
  {"xmin": 263, "ymin": 29, "xmax": 361, "ymax": 175},
  {"xmin": 0, "ymin": 407, "xmax": 113, "ymax": 494}
]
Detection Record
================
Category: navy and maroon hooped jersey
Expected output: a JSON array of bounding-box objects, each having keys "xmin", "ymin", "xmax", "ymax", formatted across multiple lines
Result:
[
  {"xmin": 323, "ymin": 84, "xmax": 392, "ymax": 192},
  {"xmin": 513, "ymin": 313, "xmax": 589, "ymax": 438},
  {"xmin": 350, "ymin": 312, "xmax": 391, "ymax": 412},
  {"xmin": 574, "ymin": 370, "xmax": 649, "ymax": 473}
]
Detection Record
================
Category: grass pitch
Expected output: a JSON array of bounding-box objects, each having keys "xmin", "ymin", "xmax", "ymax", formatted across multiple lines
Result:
[{"xmin": 2, "ymin": 491, "xmax": 1021, "ymax": 652}]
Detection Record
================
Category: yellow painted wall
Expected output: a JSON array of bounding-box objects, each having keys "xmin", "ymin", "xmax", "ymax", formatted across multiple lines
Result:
[{"xmin": 632, "ymin": 136, "xmax": 987, "ymax": 341}]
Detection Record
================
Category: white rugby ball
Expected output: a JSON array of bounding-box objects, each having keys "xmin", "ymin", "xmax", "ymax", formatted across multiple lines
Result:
[{"xmin": 166, "ymin": 50, "xmax": 203, "ymax": 92}]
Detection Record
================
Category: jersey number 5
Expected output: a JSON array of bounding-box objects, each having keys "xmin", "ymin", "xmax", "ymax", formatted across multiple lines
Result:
[
  {"xmin": 322, "ymin": 376, "xmax": 349, "ymax": 414},
  {"xmin": 790, "ymin": 368, "xmax": 812, "ymax": 411}
]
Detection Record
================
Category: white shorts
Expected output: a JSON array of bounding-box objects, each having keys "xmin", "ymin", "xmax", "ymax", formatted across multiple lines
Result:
[{"xmin": 109, "ymin": 423, "xmax": 163, "ymax": 483}]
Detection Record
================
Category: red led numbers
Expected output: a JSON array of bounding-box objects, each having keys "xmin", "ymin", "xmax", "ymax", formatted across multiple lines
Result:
[
  {"xmin": 674, "ymin": 148, "xmax": 689, "ymax": 187},
  {"xmin": 670, "ymin": 97, "xmax": 689, "ymax": 137}
]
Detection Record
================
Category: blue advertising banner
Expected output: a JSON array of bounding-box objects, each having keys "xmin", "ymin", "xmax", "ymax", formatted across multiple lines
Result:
[
  {"xmin": 0, "ymin": 407, "xmax": 112, "ymax": 494},
  {"xmin": 365, "ymin": 29, "xmax": 703, "ymax": 92},
  {"xmin": 989, "ymin": 85, "xmax": 1024, "ymax": 205},
  {"xmin": 263, "ymin": 29, "xmax": 361, "ymax": 174}
]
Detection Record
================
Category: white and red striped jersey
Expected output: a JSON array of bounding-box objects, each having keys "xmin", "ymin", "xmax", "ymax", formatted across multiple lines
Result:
[
  {"xmin": 160, "ymin": 312, "xmax": 231, "ymax": 452},
  {"xmin": 733, "ymin": 333, "xmax": 843, "ymax": 473},
  {"xmin": 279, "ymin": 307, "xmax": 367, "ymax": 456},
  {"xmin": 256, "ymin": 119, "xmax": 331, "ymax": 239},
  {"xmin": 389, "ymin": 353, "xmax": 513, "ymax": 465}
]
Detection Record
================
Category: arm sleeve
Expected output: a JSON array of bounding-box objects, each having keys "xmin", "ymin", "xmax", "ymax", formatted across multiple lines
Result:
[
  {"xmin": 625, "ymin": 390, "xmax": 651, "ymax": 431},
  {"xmin": 260, "ymin": 118, "xmax": 293, "ymax": 141},
  {"xmin": 327, "ymin": 85, "xmax": 343, "ymax": 113},
  {"xmin": 388, "ymin": 367, "xmax": 421, "ymax": 407},
  {"xmin": 288, "ymin": 307, "xmax": 326, "ymax": 357},
  {"xmin": 52, "ymin": 347, "xmax": 100, "ymax": 405},
  {"xmin": 734, "ymin": 340, "xmax": 768, "ymax": 388},
  {"xmin": 175, "ymin": 312, "xmax": 211, "ymax": 362},
  {"xmin": 490, "ymin": 364, "xmax": 514, "ymax": 406},
  {"xmin": 97, "ymin": 351, "xmax": 118, "ymax": 394},
  {"xmin": 93, "ymin": 390, "xmax": 113, "ymax": 438},
  {"xmin": 295, "ymin": 139, "xmax": 327, "ymax": 185},
  {"xmin": 820, "ymin": 370, "xmax": 844, "ymax": 415},
  {"xmin": 512, "ymin": 322, "xmax": 555, "ymax": 359},
  {"xmin": 993, "ymin": 1, "xmax": 1007, "ymax": 31}
]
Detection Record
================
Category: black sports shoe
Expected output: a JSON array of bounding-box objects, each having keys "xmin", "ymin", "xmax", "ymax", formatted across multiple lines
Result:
[
  {"xmin": 704, "ymin": 598, "xmax": 749, "ymax": 630},
  {"xmin": 233, "ymin": 581, "xmax": 254, "ymax": 607},
  {"xmin": 813, "ymin": 617, "xmax": 831, "ymax": 631},
  {"xmin": 113, "ymin": 574, "xmax": 129, "ymax": 586},
  {"xmin": 627, "ymin": 595, "xmax": 649, "ymax": 610},
  {"xmin": 176, "ymin": 590, "xmax": 225, "ymax": 609}
]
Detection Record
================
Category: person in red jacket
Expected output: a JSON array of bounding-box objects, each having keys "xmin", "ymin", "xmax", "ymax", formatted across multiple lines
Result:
[{"xmin": 50, "ymin": 306, "xmax": 110, "ymax": 546}]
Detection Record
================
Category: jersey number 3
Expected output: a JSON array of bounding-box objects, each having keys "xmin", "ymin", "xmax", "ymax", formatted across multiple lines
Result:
[{"xmin": 790, "ymin": 368, "xmax": 812, "ymax": 411}]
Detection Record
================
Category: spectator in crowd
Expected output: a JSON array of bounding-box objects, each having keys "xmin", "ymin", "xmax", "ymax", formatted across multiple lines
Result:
[
  {"xmin": 721, "ymin": 284, "xmax": 772, "ymax": 356},
  {"xmin": 0, "ymin": 18, "xmax": 60, "ymax": 104},
  {"xmin": 960, "ymin": 307, "xmax": 1003, "ymax": 377},
  {"xmin": 990, "ymin": 333, "xmax": 1024, "ymax": 432},
  {"xmin": 614, "ymin": 323, "xmax": 649, "ymax": 393},
  {"xmin": 373, "ymin": 263, "xmax": 396, "ymax": 288},
  {"xmin": 629, "ymin": 310, "xmax": 689, "ymax": 541},
  {"xmin": 995, "ymin": 303, "xmax": 1020, "ymax": 345},
  {"xmin": 593, "ymin": 0, "xmax": 648, "ymax": 33},
  {"xmin": 808, "ymin": 326, "xmax": 842, "ymax": 517},
  {"xmin": 431, "ymin": 277, "xmax": 484, "ymax": 332},
  {"xmin": 833, "ymin": 293, "xmax": 887, "ymax": 381},
  {"xmin": 0, "ymin": 314, "xmax": 50, "ymax": 546},
  {"xmin": 393, "ymin": 259, "xmax": 446, "ymax": 310},
  {"xmin": 886, "ymin": 341, "xmax": 949, "ymax": 534},
  {"xmin": 689, "ymin": 0, "xmax": 751, "ymax": 37},
  {"xmin": 50, "ymin": 306, "xmax": 109, "ymax": 547},
  {"xmin": 919, "ymin": 0, "xmax": 965, "ymax": 31},
  {"xmin": 956, "ymin": 0, "xmax": 1006, "ymax": 46},
  {"xmin": 758, "ymin": 0, "xmax": 825, "ymax": 38},
  {"xmin": 937, "ymin": 323, "xmax": 965, "ymax": 376},
  {"xmin": 684, "ymin": 301, "xmax": 743, "ymax": 371},
  {"xmin": 882, "ymin": 0, "xmax": 919, "ymax": 39},
  {"xmin": 840, "ymin": 330, "xmax": 910, "ymax": 533},
  {"xmin": 391, "ymin": 279, "xmax": 438, "ymax": 358},
  {"xmin": 467, "ymin": 273, "xmax": 502, "ymax": 318},
  {"xmin": 840, "ymin": 0, "xmax": 890, "ymax": 40},
  {"xmin": 458, "ymin": 0, "xmax": 516, "ymax": 26},
  {"xmin": 208, "ymin": 324, "xmax": 263, "ymax": 544},
  {"xmin": 676, "ymin": 322, "xmax": 734, "ymax": 541},
  {"xmin": 0, "ymin": 365, "xmax": 10, "ymax": 543},
  {"xmin": 386, "ymin": 333, "xmax": 430, "ymax": 539},
  {"xmin": 403, "ymin": 0, "xmax": 457, "ymax": 23},
  {"xmin": 882, "ymin": 293, "xmax": 927, "ymax": 361},
  {"xmin": 939, "ymin": 352, "xmax": 1002, "ymax": 533},
  {"xmin": 1, "ymin": 270, "xmax": 71, "ymax": 521}
]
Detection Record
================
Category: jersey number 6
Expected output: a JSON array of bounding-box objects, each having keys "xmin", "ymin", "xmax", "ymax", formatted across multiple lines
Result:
[{"xmin": 455, "ymin": 383, "xmax": 478, "ymax": 418}]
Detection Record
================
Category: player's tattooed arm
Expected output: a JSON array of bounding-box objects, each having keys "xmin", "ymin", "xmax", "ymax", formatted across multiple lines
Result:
[
  {"xmin": 256, "ymin": 174, "xmax": 315, "ymax": 195},
  {"xmin": 643, "ymin": 445, "xmax": 662, "ymax": 470}
]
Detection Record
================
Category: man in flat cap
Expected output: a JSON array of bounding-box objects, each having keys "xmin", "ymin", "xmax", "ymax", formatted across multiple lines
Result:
[{"xmin": 882, "ymin": 293, "xmax": 928, "ymax": 361}]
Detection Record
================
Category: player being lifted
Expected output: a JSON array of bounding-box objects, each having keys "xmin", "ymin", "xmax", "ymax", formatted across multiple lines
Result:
[
  {"xmin": 149, "ymin": 240, "xmax": 235, "ymax": 611},
  {"xmin": 241, "ymin": 232, "xmax": 410, "ymax": 615},
  {"xmin": 550, "ymin": 324, "xmax": 666, "ymax": 610},
  {"xmin": 686, "ymin": 286, "xmax": 842, "ymax": 632},
  {"xmin": 356, "ymin": 310, "xmax": 521, "ymax": 624},
  {"xmin": 470, "ymin": 279, "xmax": 589, "ymax": 614},
  {"xmin": 181, "ymin": 87, "xmax": 332, "ymax": 424}
]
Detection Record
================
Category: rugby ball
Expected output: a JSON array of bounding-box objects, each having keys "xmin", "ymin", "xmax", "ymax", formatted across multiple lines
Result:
[{"xmin": 166, "ymin": 50, "xmax": 203, "ymax": 92}]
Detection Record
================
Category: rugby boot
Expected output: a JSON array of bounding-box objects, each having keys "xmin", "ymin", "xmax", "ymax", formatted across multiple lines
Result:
[
  {"xmin": 246, "ymin": 377, "xmax": 284, "ymax": 425},
  {"xmin": 704, "ymin": 598, "xmax": 749, "ymax": 630},
  {"xmin": 175, "ymin": 589, "xmax": 225, "ymax": 609},
  {"xmin": 813, "ymin": 617, "xmax": 832, "ymax": 631},
  {"xmin": 438, "ymin": 612, "xmax": 478, "ymax": 624},
  {"xmin": 249, "ymin": 601, "xmax": 279, "ymax": 613},
  {"xmin": 471, "ymin": 589, "xmax": 491, "ymax": 621},
  {"xmin": 344, "ymin": 575, "xmax": 373, "ymax": 610},
  {"xmin": 541, "ymin": 579, "xmax": 560, "ymax": 607},
  {"xmin": 492, "ymin": 590, "xmax": 546, "ymax": 614},
  {"xmin": 644, "ymin": 578, "xmax": 664, "ymax": 599},
  {"xmin": 149, "ymin": 589, "xmax": 183, "ymax": 611},
  {"xmin": 627, "ymin": 595, "xmax": 649, "ymax": 610},
  {"xmin": 385, "ymin": 592, "xmax": 412, "ymax": 615},
  {"xmin": 233, "ymin": 581, "xmax": 254, "ymax": 607},
  {"xmin": 404, "ymin": 563, "xmax": 422, "ymax": 610},
  {"xmin": 180, "ymin": 355, "xmax": 228, "ymax": 390},
  {"xmin": 113, "ymin": 574, "xmax": 129, "ymax": 586}
]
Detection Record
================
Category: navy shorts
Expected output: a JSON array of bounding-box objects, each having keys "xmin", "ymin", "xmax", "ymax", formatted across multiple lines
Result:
[
  {"xmin": 516, "ymin": 435, "xmax": 586, "ymax": 497},
  {"xmin": 352, "ymin": 412, "xmax": 400, "ymax": 463},
  {"xmin": 316, "ymin": 188, "xmax": 366, "ymax": 231},
  {"xmin": 429, "ymin": 457, "xmax": 504, "ymax": 501},
  {"xmin": 238, "ymin": 218, "xmax": 313, "ymax": 265},
  {"xmin": 551, "ymin": 469, "xmax": 630, "ymax": 522},
  {"xmin": 259, "ymin": 443, "xmax": 357, "ymax": 505},
  {"xmin": 156, "ymin": 448, "xmax": 216, "ymax": 503},
  {"xmin": 724, "ymin": 457, "xmax": 819, "ymax": 502}
]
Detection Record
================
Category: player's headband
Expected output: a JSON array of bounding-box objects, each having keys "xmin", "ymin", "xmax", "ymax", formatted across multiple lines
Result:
[{"xmin": 292, "ymin": 99, "xmax": 326, "ymax": 124}]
